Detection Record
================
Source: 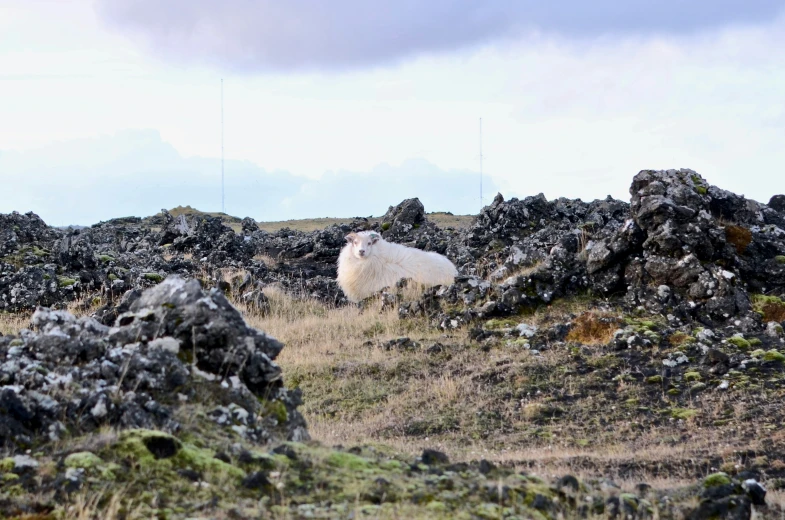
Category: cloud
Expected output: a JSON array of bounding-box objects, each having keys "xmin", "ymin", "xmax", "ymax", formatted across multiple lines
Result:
[
  {"xmin": 94, "ymin": 0, "xmax": 785, "ymax": 73},
  {"xmin": 0, "ymin": 130, "xmax": 499, "ymax": 226}
]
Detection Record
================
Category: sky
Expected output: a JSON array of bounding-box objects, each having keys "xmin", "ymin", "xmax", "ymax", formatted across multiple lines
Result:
[{"xmin": 1, "ymin": 0, "xmax": 785, "ymax": 225}]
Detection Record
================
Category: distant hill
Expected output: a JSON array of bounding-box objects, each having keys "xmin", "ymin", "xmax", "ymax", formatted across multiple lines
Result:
[{"xmin": 145, "ymin": 206, "xmax": 477, "ymax": 233}]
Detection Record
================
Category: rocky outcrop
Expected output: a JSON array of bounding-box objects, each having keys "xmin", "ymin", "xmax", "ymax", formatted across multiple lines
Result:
[
  {"xmin": 0, "ymin": 276, "xmax": 308, "ymax": 451},
  {"xmin": 396, "ymin": 169, "xmax": 785, "ymax": 332},
  {"xmin": 1, "ymin": 169, "xmax": 783, "ymax": 328}
]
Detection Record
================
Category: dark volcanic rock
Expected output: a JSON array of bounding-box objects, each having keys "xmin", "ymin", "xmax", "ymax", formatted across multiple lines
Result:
[
  {"xmin": 0, "ymin": 276, "xmax": 308, "ymax": 452},
  {"xmin": 2, "ymin": 167, "xmax": 784, "ymax": 322}
]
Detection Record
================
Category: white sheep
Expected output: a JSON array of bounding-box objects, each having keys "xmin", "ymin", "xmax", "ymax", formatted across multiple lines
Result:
[{"xmin": 336, "ymin": 230, "xmax": 458, "ymax": 302}]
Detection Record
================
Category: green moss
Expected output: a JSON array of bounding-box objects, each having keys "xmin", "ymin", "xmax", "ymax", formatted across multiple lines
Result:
[
  {"xmin": 670, "ymin": 408, "xmax": 698, "ymax": 420},
  {"xmin": 178, "ymin": 445, "xmax": 245, "ymax": 479},
  {"xmin": 775, "ymin": 255, "xmax": 785, "ymax": 264},
  {"xmin": 112, "ymin": 429, "xmax": 245, "ymax": 480},
  {"xmin": 381, "ymin": 222, "xmax": 391, "ymax": 231},
  {"xmin": 751, "ymin": 294, "xmax": 785, "ymax": 323},
  {"xmin": 142, "ymin": 272, "xmax": 164, "ymax": 283},
  {"xmin": 108, "ymin": 273, "xmax": 118, "ymax": 281},
  {"xmin": 484, "ymin": 318, "xmax": 519, "ymax": 330},
  {"xmin": 57, "ymin": 276, "xmax": 77, "ymax": 287},
  {"xmin": 325, "ymin": 451, "xmax": 373, "ymax": 471},
  {"xmin": 1, "ymin": 472, "xmax": 19, "ymax": 483},
  {"xmin": 751, "ymin": 349, "xmax": 766, "ymax": 358},
  {"xmin": 690, "ymin": 383, "xmax": 707, "ymax": 393},
  {"xmin": 704, "ymin": 472, "xmax": 732, "ymax": 487},
  {"xmin": 684, "ymin": 372, "xmax": 702, "ymax": 382},
  {"xmin": 64, "ymin": 451, "xmax": 104, "ymax": 470},
  {"xmin": 763, "ymin": 350, "xmax": 785, "ymax": 363},
  {"xmin": 728, "ymin": 336, "xmax": 751, "ymax": 350},
  {"xmin": 261, "ymin": 399, "xmax": 289, "ymax": 424},
  {"xmin": 695, "ymin": 186, "xmax": 708, "ymax": 195},
  {"xmin": 748, "ymin": 338, "xmax": 763, "ymax": 347},
  {"xmin": 98, "ymin": 255, "xmax": 115, "ymax": 263},
  {"xmin": 646, "ymin": 375, "xmax": 663, "ymax": 384},
  {"xmin": 0, "ymin": 457, "xmax": 14, "ymax": 472}
]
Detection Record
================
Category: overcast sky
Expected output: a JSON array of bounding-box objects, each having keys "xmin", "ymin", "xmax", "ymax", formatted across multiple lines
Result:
[{"xmin": 2, "ymin": 0, "xmax": 785, "ymax": 225}]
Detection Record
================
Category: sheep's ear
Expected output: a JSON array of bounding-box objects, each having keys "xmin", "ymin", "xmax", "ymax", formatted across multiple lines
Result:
[
  {"xmin": 345, "ymin": 233, "xmax": 358, "ymax": 243},
  {"xmin": 370, "ymin": 233, "xmax": 380, "ymax": 244}
]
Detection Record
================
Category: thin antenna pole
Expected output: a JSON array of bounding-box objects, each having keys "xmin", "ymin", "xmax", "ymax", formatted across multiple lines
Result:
[
  {"xmin": 479, "ymin": 117, "xmax": 483, "ymax": 210},
  {"xmin": 221, "ymin": 78, "xmax": 225, "ymax": 214}
]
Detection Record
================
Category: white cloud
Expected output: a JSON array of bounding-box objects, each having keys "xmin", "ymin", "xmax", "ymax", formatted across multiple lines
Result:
[{"xmin": 1, "ymin": 1, "xmax": 784, "ymax": 225}]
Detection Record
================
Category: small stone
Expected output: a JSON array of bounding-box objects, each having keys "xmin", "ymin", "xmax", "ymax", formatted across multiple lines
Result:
[
  {"xmin": 743, "ymin": 479, "xmax": 767, "ymax": 506},
  {"xmin": 420, "ymin": 449, "xmax": 449, "ymax": 465},
  {"xmin": 516, "ymin": 323, "xmax": 537, "ymax": 338},
  {"xmin": 12, "ymin": 455, "xmax": 39, "ymax": 473}
]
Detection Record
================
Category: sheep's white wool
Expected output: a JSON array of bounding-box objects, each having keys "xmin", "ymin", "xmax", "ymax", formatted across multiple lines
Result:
[{"xmin": 336, "ymin": 230, "xmax": 458, "ymax": 302}]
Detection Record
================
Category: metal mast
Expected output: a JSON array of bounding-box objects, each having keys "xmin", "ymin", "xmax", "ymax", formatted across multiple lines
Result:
[
  {"xmin": 221, "ymin": 78, "xmax": 225, "ymax": 214},
  {"xmin": 479, "ymin": 117, "xmax": 483, "ymax": 210}
]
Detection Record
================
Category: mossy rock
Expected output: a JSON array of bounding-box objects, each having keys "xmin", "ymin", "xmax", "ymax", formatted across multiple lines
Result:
[
  {"xmin": 704, "ymin": 472, "xmax": 732, "ymax": 487},
  {"xmin": 775, "ymin": 255, "xmax": 785, "ymax": 264},
  {"xmin": 751, "ymin": 294, "xmax": 785, "ymax": 323},
  {"xmin": 261, "ymin": 399, "xmax": 289, "ymax": 424},
  {"xmin": 57, "ymin": 276, "xmax": 77, "ymax": 288},
  {"xmin": 112, "ymin": 429, "xmax": 245, "ymax": 480},
  {"xmin": 646, "ymin": 375, "xmax": 663, "ymax": 384},
  {"xmin": 64, "ymin": 451, "xmax": 104, "ymax": 470},
  {"xmin": 763, "ymin": 350, "xmax": 785, "ymax": 363},
  {"xmin": 684, "ymin": 372, "xmax": 702, "ymax": 382},
  {"xmin": 484, "ymin": 318, "xmax": 519, "ymax": 330},
  {"xmin": 1, "ymin": 473, "xmax": 19, "ymax": 483},
  {"xmin": 689, "ymin": 382, "xmax": 707, "ymax": 393},
  {"xmin": 98, "ymin": 255, "xmax": 115, "ymax": 263},
  {"xmin": 0, "ymin": 457, "xmax": 14, "ymax": 472},
  {"xmin": 142, "ymin": 272, "xmax": 164, "ymax": 283},
  {"xmin": 728, "ymin": 336, "xmax": 751, "ymax": 350}
]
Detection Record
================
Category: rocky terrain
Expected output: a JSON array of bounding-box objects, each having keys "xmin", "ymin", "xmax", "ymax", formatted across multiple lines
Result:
[{"xmin": 1, "ymin": 168, "xmax": 784, "ymax": 519}]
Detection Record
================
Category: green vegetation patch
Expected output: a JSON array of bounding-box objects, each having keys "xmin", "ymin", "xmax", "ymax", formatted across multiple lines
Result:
[
  {"xmin": 751, "ymin": 294, "xmax": 785, "ymax": 323},
  {"xmin": 142, "ymin": 272, "xmax": 164, "ymax": 283},
  {"xmin": 57, "ymin": 276, "xmax": 77, "ymax": 288}
]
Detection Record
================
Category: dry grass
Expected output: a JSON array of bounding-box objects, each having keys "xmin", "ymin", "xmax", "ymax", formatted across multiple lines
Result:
[
  {"xmin": 0, "ymin": 312, "xmax": 30, "ymax": 335},
  {"xmin": 565, "ymin": 310, "xmax": 623, "ymax": 345},
  {"xmin": 64, "ymin": 487, "xmax": 139, "ymax": 520},
  {"xmin": 485, "ymin": 260, "xmax": 544, "ymax": 282},
  {"xmin": 230, "ymin": 287, "xmax": 785, "ymax": 492},
  {"xmin": 752, "ymin": 295, "xmax": 785, "ymax": 323},
  {"xmin": 724, "ymin": 224, "xmax": 753, "ymax": 255},
  {"xmin": 243, "ymin": 285, "xmax": 437, "ymax": 369},
  {"xmin": 253, "ymin": 253, "xmax": 280, "ymax": 267}
]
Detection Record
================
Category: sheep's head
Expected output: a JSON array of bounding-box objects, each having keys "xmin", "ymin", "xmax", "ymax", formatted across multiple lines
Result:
[{"xmin": 345, "ymin": 231, "xmax": 380, "ymax": 260}]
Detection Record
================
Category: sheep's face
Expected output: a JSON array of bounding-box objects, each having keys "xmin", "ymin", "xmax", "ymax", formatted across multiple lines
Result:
[{"xmin": 346, "ymin": 232, "xmax": 380, "ymax": 260}]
